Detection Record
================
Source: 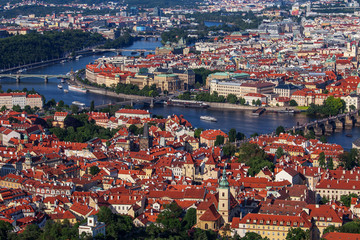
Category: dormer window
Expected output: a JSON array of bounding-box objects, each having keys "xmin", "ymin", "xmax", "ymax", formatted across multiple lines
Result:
[
  {"xmin": 294, "ymin": 222, "xmax": 298, "ymax": 226},
  {"xmin": 287, "ymin": 222, "xmax": 290, "ymax": 226},
  {"xmin": 253, "ymin": 220, "xmax": 257, "ymax": 224},
  {"xmin": 246, "ymin": 219, "xmax": 250, "ymax": 223},
  {"xmin": 266, "ymin": 220, "xmax": 270, "ymax": 225},
  {"xmin": 327, "ymin": 218, "xmax": 332, "ymax": 221},
  {"xmin": 273, "ymin": 221, "xmax": 277, "ymax": 225},
  {"xmin": 280, "ymin": 221, "xmax": 284, "ymax": 225}
]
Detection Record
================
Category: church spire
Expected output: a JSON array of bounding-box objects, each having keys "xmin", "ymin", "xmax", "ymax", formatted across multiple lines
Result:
[{"xmin": 219, "ymin": 164, "xmax": 229, "ymax": 189}]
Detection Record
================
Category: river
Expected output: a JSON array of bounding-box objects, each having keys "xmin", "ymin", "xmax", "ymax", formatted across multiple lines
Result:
[{"xmin": 0, "ymin": 38, "xmax": 357, "ymax": 150}]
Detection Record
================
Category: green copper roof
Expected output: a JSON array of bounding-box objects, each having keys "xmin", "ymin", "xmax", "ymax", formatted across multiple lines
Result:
[{"xmin": 219, "ymin": 167, "xmax": 229, "ymax": 189}]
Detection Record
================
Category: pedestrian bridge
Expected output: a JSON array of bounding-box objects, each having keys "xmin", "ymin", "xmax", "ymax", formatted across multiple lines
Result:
[{"xmin": 0, "ymin": 74, "xmax": 70, "ymax": 83}]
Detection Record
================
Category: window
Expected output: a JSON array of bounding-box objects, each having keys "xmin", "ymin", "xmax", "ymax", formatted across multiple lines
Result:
[{"xmin": 205, "ymin": 223, "xmax": 208, "ymax": 230}]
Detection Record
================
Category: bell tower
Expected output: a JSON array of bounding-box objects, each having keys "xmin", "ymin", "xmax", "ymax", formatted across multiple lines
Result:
[{"xmin": 218, "ymin": 167, "xmax": 230, "ymax": 224}]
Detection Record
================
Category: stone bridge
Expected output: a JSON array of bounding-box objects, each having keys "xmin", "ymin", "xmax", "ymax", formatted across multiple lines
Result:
[
  {"xmin": 0, "ymin": 74, "xmax": 70, "ymax": 83},
  {"xmin": 284, "ymin": 110, "xmax": 360, "ymax": 136}
]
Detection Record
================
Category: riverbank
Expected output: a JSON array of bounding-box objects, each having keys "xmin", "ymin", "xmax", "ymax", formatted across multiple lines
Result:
[
  {"xmin": 206, "ymin": 102, "xmax": 299, "ymax": 112},
  {"xmin": 71, "ymin": 76, "xmax": 151, "ymax": 102}
]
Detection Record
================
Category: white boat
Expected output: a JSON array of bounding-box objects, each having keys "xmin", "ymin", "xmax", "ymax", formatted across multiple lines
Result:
[
  {"xmin": 68, "ymin": 85, "xmax": 87, "ymax": 93},
  {"xmin": 72, "ymin": 101, "xmax": 86, "ymax": 107},
  {"xmin": 76, "ymin": 55, "xmax": 82, "ymax": 60},
  {"xmin": 57, "ymin": 84, "xmax": 63, "ymax": 89},
  {"xmin": 64, "ymin": 89, "xmax": 69, "ymax": 93},
  {"xmin": 60, "ymin": 60, "xmax": 67, "ymax": 64},
  {"xmin": 200, "ymin": 116, "xmax": 217, "ymax": 122},
  {"xmin": 61, "ymin": 79, "xmax": 65, "ymax": 83}
]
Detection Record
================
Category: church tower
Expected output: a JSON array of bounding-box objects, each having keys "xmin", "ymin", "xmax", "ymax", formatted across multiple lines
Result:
[
  {"xmin": 218, "ymin": 167, "xmax": 230, "ymax": 224},
  {"xmin": 24, "ymin": 151, "xmax": 32, "ymax": 168}
]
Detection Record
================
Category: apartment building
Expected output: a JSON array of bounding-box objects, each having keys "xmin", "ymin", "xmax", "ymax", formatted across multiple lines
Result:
[
  {"xmin": 0, "ymin": 93, "xmax": 42, "ymax": 109},
  {"xmin": 210, "ymin": 80, "xmax": 274, "ymax": 98}
]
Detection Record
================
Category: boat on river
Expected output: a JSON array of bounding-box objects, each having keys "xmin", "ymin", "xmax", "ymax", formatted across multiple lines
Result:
[
  {"xmin": 72, "ymin": 101, "xmax": 86, "ymax": 107},
  {"xmin": 57, "ymin": 84, "xmax": 63, "ymax": 89},
  {"xmin": 68, "ymin": 85, "xmax": 87, "ymax": 93},
  {"xmin": 252, "ymin": 108, "xmax": 266, "ymax": 116},
  {"xmin": 200, "ymin": 116, "xmax": 217, "ymax": 122},
  {"xmin": 166, "ymin": 99, "xmax": 209, "ymax": 108}
]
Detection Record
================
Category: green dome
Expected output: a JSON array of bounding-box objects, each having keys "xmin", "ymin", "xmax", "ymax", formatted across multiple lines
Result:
[{"xmin": 219, "ymin": 168, "xmax": 229, "ymax": 189}]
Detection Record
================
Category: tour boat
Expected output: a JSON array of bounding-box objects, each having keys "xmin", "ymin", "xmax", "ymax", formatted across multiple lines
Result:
[
  {"xmin": 72, "ymin": 101, "xmax": 86, "ymax": 107},
  {"xmin": 68, "ymin": 85, "xmax": 87, "ymax": 93},
  {"xmin": 200, "ymin": 116, "xmax": 217, "ymax": 122}
]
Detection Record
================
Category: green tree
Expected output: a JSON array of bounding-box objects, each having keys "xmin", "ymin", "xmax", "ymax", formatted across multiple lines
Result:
[
  {"xmin": 0, "ymin": 220, "xmax": 12, "ymax": 240},
  {"xmin": 228, "ymin": 128, "xmax": 237, "ymax": 142},
  {"xmin": 227, "ymin": 94, "xmax": 238, "ymax": 104},
  {"xmin": 255, "ymin": 99, "xmax": 262, "ymax": 106},
  {"xmin": 237, "ymin": 143, "xmax": 274, "ymax": 176},
  {"xmin": 70, "ymin": 104, "xmax": 79, "ymax": 113},
  {"xmin": 90, "ymin": 166, "xmax": 100, "ymax": 175},
  {"xmin": 320, "ymin": 135, "xmax": 327, "ymax": 143},
  {"xmin": 327, "ymin": 157, "xmax": 334, "ymax": 170},
  {"xmin": 58, "ymin": 100, "xmax": 65, "ymax": 108},
  {"xmin": 318, "ymin": 152, "xmax": 326, "ymax": 169},
  {"xmin": 90, "ymin": 100, "xmax": 95, "ymax": 112},
  {"xmin": 236, "ymin": 132, "xmax": 245, "ymax": 140},
  {"xmin": 19, "ymin": 224, "xmax": 41, "ymax": 240},
  {"xmin": 323, "ymin": 225, "xmax": 337, "ymax": 235},
  {"xmin": 340, "ymin": 149, "xmax": 359, "ymax": 170},
  {"xmin": 320, "ymin": 196, "xmax": 329, "ymax": 204},
  {"xmin": 350, "ymin": 104, "xmax": 356, "ymax": 111},
  {"xmin": 214, "ymin": 135, "xmax": 225, "ymax": 146},
  {"xmin": 194, "ymin": 128, "xmax": 203, "ymax": 138},
  {"xmin": 156, "ymin": 202, "xmax": 182, "ymax": 234},
  {"xmin": 289, "ymin": 99, "xmax": 298, "ymax": 106},
  {"xmin": 286, "ymin": 227, "xmax": 310, "ymax": 240},
  {"xmin": 128, "ymin": 124, "xmax": 139, "ymax": 135},
  {"xmin": 275, "ymin": 126, "xmax": 285, "ymax": 136},
  {"xmin": 275, "ymin": 147, "xmax": 285, "ymax": 159},
  {"xmin": 340, "ymin": 193, "xmax": 358, "ymax": 207},
  {"xmin": 0, "ymin": 105, "xmax": 6, "ymax": 112},
  {"xmin": 239, "ymin": 97, "xmax": 246, "ymax": 105},
  {"xmin": 305, "ymin": 130, "xmax": 315, "ymax": 140},
  {"xmin": 222, "ymin": 143, "xmax": 236, "ymax": 157},
  {"xmin": 241, "ymin": 232, "xmax": 266, "ymax": 240},
  {"xmin": 12, "ymin": 105, "xmax": 21, "ymax": 112},
  {"xmin": 182, "ymin": 208, "xmax": 196, "ymax": 230}
]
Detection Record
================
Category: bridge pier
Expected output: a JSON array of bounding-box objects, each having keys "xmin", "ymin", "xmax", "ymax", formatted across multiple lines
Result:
[
  {"xmin": 44, "ymin": 76, "xmax": 48, "ymax": 83},
  {"xmin": 324, "ymin": 123, "xmax": 334, "ymax": 134},
  {"xmin": 130, "ymin": 100, "xmax": 133, "ymax": 107},
  {"xmin": 314, "ymin": 127, "xmax": 323, "ymax": 136},
  {"xmin": 16, "ymin": 76, "xmax": 20, "ymax": 83},
  {"xmin": 150, "ymin": 98, "xmax": 154, "ymax": 108},
  {"xmin": 345, "ymin": 116, "xmax": 353, "ymax": 129},
  {"xmin": 335, "ymin": 120, "xmax": 344, "ymax": 132},
  {"xmin": 354, "ymin": 115, "xmax": 360, "ymax": 127}
]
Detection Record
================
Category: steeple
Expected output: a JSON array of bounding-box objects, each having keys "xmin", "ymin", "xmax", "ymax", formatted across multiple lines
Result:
[
  {"xmin": 219, "ymin": 165, "xmax": 229, "ymax": 189},
  {"xmin": 25, "ymin": 151, "xmax": 32, "ymax": 167},
  {"xmin": 218, "ymin": 164, "xmax": 230, "ymax": 224}
]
